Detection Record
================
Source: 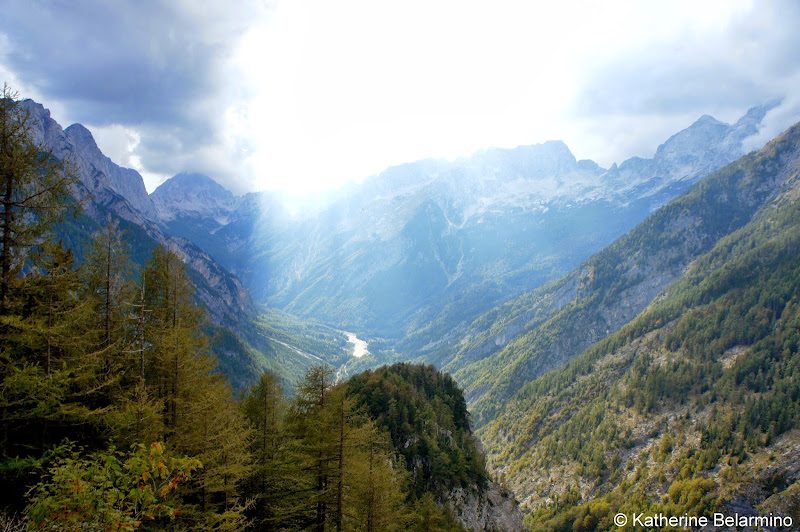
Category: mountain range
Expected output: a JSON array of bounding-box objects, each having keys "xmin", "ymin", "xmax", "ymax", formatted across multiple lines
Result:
[
  {"xmin": 23, "ymin": 96, "xmax": 781, "ymax": 387},
  {"xmin": 146, "ymin": 103, "xmax": 774, "ymax": 353},
  {"xmin": 20, "ymin": 95, "xmax": 800, "ymax": 528}
]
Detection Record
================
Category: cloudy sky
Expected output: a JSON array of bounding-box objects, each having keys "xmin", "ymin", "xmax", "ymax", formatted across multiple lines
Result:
[{"xmin": 1, "ymin": 0, "xmax": 799, "ymax": 194}]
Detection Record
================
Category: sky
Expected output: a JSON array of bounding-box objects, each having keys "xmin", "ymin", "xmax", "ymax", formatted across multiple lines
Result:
[{"xmin": 1, "ymin": 0, "xmax": 799, "ymax": 195}]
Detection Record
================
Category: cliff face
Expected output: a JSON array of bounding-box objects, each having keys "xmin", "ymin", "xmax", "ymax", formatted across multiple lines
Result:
[{"xmin": 448, "ymin": 482, "xmax": 525, "ymax": 532}]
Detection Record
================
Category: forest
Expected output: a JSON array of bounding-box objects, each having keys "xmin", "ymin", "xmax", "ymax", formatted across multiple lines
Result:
[{"xmin": 0, "ymin": 86, "xmax": 485, "ymax": 530}]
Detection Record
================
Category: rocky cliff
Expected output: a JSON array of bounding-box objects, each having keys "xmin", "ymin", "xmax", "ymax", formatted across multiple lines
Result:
[{"xmin": 20, "ymin": 99, "xmax": 254, "ymax": 330}]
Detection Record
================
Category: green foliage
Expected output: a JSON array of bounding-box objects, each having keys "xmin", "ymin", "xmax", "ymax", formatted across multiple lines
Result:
[
  {"xmin": 0, "ymin": 84, "xmax": 79, "ymax": 315},
  {"xmin": 26, "ymin": 442, "xmax": 200, "ymax": 531},
  {"xmin": 1, "ymin": 237, "xmax": 250, "ymax": 528},
  {"xmin": 0, "ymin": 86, "xmax": 483, "ymax": 530},
  {"xmin": 236, "ymin": 363, "xmax": 486, "ymax": 530},
  {"xmin": 452, "ymin": 125, "xmax": 800, "ymax": 430},
  {"xmin": 347, "ymin": 363, "xmax": 487, "ymax": 496}
]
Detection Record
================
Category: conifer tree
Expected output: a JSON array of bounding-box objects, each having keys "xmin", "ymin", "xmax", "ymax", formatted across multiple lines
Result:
[
  {"xmin": 141, "ymin": 245, "xmax": 204, "ymax": 430},
  {"xmin": 139, "ymin": 244, "xmax": 251, "ymax": 529},
  {"xmin": 286, "ymin": 364, "xmax": 337, "ymax": 530},
  {"xmin": 341, "ymin": 417, "xmax": 410, "ymax": 531},
  {"xmin": 241, "ymin": 370, "xmax": 290, "ymax": 529},
  {"xmin": 2, "ymin": 241, "xmax": 109, "ymax": 439},
  {"xmin": 83, "ymin": 217, "xmax": 135, "ymax": 353},
  {"xmin": 0, "ymin": 241, "xmax": 110, "ymax": 508},
  {"xmin": 0, "ymin": 84, "xmax": 77, "ymax": 316}
]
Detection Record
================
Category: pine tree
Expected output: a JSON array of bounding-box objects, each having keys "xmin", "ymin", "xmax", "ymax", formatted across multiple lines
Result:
[
  {"xmin": 83, "ymin": 217, "xmax": 135, "ymax": 354},
  {"xmin": 2, "ymin": 240, "xmax": 108, "ymax": 437},
  {"xmin": 283, "ymin": 366, "xmax": 412, "ymax": 531},
  {"xmin": 0, "ymin": 240, "xmax": 111, "ymax": 508},
  {"xmin": 285, "ymin": 364, "xmax": 337, "ymax": 530},
  {"xmin": 341, "ymin": 420, "xmax": 410, "ymax": 532},
  {"xmin": 140, "ymin": 245, "xmax": 204, "ymax": 431}
]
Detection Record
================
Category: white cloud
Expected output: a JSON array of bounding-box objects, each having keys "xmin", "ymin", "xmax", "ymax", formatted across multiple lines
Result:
[
  {"xmin": 3, "ymin": 0, "xmax": 799, "ymax": 193},
  {"xmin": 741, "ymin": 91, "xmax": 800, "ymax": 153}
]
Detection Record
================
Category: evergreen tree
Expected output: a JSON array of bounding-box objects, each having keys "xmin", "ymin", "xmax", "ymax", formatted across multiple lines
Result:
[
  {"xmin": 0, "ymin": 241, "xmax": 108, "ymax": 509},
  {"xmin": 286, "ymin": 364, "xmax": 337, "ymax": 531},
  {"xmin": 342, "ymin": 423, "xmax": 410, "ymax": 532},
  {"xmin": 83, "ymin": 217, "xmax": 135, "ymax": 354},
  {"xmin": 283, "ymin": 365, "xmax": 414, "ymax": 531}
]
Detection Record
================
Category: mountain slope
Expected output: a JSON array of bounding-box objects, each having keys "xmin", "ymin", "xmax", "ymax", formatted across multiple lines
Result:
[
  {"xmin": 477, "ymin": 122, "xmax": 800, "ymax": 526},
  {"xmin": 21, "ymin": 100, "xmax": 253, "ymax": 327},
  {"xmin": 445, "ymin": 114, "xmax": 797, "ymax": 428},
  {"xmin": 346, "ymin": 363, "xmax": 525, "ymax": 531},
  {"xmin": 16, "ymin": 100, "xmax": 285, "ymax": 390}
]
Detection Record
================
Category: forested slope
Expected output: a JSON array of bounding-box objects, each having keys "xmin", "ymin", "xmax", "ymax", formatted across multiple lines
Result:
[
  {"xmin": 478, "ymin": 122, "xmax": 800, "ymax": 529},
  {"xmin": 447, "ymin": 119, "xmax": 800, "ymax": 428}
]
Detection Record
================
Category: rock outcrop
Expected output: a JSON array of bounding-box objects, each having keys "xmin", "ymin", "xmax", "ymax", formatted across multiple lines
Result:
[{"xmin": 448, "ymin": 482, "xmax": 525, "ymax": 532}]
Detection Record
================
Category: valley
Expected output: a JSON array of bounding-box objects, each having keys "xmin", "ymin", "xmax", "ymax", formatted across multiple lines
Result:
[
  {"xmin": 6, "ymin": 2, "xmax": 800, "ymax": 528},
  {"xmin": 2, "ymin": 89, "xmax": 799, "ymax": 530}
]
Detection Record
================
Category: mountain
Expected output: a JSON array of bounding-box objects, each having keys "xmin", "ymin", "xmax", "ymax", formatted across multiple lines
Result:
[
  {"xmin": 347, "ymin": 363, "xmax": 525, "ymax": 530},
  {"xmin": 151, "ymin": 104, "xmax": 777, "ymax": 363},
  {"xmin": 12, "ymin": 91, "xmax": 799, "ymax": 528},
  {"xmin": 21, "ymin": 100, "xmax": 255, "ymax": 326},
  {"xmin": 443, "ymin": 107, "xmax": 795, "ymax": 429},
  {"xmin": 19, "ymin": 100, "xmax": 271, "ymax": 388},
  {"xmin": 151, "ymin": 171, "xmax": 239, "ymax": 224},
  {"xmin": 476, "ymin": 121, "xmax": 800, "ymax": 528},
  {"xmin": 64, "ymin": 123, "xmax": 158, "ymax": 219},
  {"xmin": 19, "ymin": 98, "xmax": 372, "ymax": 393}
]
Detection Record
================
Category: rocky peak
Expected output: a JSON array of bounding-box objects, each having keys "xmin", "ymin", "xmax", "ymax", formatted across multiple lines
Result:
[
  {"xmin": 736, "ymin": 100, "xmax": 779, "ymax": 130},
  {"xmin": 653, "ymin": 113, "xmax": 730, "ymax": 163},
  {"xmin": 474, "ymin": 140, "xmax": 583, "ymax": 180},
  {"xmin": 151, "ymin": 172, "xmax": 239, "ymax": 223},
  {"xmin": 20, "ymin": 99, "xmax": 72, "ymax": 161},
  {"xmin": 17, "ymin": 98, "xmax": 253, "ymax": 331},
  {"xmin": 64, "ymin": 123, "xmax": 155, "ymax": 218},
  {"xmin": 18, "ymin": 100, "xmax": 154, "ymax": 218},
  {"xmin": 64, "ymin": 123, "xmax": 101, "ymax": 158}
]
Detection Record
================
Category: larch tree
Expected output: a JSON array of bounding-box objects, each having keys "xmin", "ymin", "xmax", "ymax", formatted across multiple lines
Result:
[
  {"xmin": 241, "ymin": 370, "xmax": 291, "ymax": 530},
  {"xmin": 0, "ymin": 84, "xmax": 77, "ymax": 317},
  {"xmin": 83, "ymin": 217, "xmax": 135, "ymax": 354},
  {"xmin": 285, "ymin": 364, "xmax": 337, "ymax": 531},
  {"xmin": 343, "ymin": 426, "xmax": 410, "ymax": 532},
  {"xmin": 139, "ymin": 244, "xmax": 251, "ymax": 529}
]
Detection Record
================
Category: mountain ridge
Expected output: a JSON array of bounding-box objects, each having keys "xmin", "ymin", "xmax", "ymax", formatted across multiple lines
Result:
[
  {"xmin": 18, "ymin": 99, "xmax": 266, "ymax": 389},
  {"xmin": 477, "ymin": 121, "xmax": 800, "ymax": 525}
]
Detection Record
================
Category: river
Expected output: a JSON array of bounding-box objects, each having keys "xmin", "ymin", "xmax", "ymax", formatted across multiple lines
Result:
[{"xmin": 345, "ymin": 332, "xmax": 369, "ymax": 358}]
